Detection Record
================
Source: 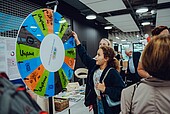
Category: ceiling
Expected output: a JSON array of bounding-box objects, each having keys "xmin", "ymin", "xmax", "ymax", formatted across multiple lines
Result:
[{"xmin": 29, "ymin": 0, "xmax": 170, "ymax": 43}]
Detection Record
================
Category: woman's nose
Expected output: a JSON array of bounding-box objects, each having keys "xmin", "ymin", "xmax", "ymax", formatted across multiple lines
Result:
[{"xmin": 94, "ymin": 56, "xmax": 97, "ymax": 60}]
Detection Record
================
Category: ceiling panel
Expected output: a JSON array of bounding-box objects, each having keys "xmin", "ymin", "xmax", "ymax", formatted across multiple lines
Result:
[
  {"xmin": 79, "ymin": 0, "xmax": 126, "ymax": 13},
  {"xmin": 156, "ymin": 22, "xmax": 170, "ymax": 27},
  {"xmin": 78, "ymin": 0, "xmax": 104, "ymax": 4},
  {"xmin": 158, "ymin": 0, "xmax": 170, "ymax": 4},
  {"xmin": 156, "ymin": 8, "xmax": 170, "ymax": 17},
  {"xmin": 156, "ymin": 8, "xmax": 170, "ymax": 27},
  {"xmin": 120, "ymin": 27, "xmax": 140, "ymax": 32},
  {"xmin": 105, "ymin": 14, "xmax": 139, "ymax": 32},
  {"xmin": 112, "ymin": 21, "xmax": 135, "ymax": 27}
]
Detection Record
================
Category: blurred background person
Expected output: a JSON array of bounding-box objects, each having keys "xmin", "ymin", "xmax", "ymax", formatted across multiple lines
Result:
[
  {"xmin": 115, "ymin": 51, "xmax": 122, "ymax": 61},
  {"xmin": 99, "ymin": 38, "xmax": 111, "ymax": 48},
  {"xmin": 125, "ymin": 48, "xmax": 141, "ymax": 86}
]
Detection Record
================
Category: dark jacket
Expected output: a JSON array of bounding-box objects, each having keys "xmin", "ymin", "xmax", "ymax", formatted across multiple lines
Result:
[
  {"xmin": 127, "ymin": 52, "xmax": 141, "ymax": 83},
  {"xmin": 76, "ymin": 44, "xmax": 125, "ymax": 114}
]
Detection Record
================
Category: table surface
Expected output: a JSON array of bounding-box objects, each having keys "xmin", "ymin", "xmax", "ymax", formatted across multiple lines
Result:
[{"xmin": 55, "ymin": 86, "xmax": 87, "ymax": 114}]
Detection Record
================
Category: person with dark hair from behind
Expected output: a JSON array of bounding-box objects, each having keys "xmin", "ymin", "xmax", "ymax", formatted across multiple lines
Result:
[
  {"xmin": 115, "ymin": 51, "xmax": 122, "ymax": 61},
  {"xmin": 120, "ymin": 34, "xmax": 170, "ymax": 114},
  {"xmin": 137, "ymin": 25, "xmax": 169, "ymax": 78},
  {"xmin": 151, "ymin": 25, "xmax": 169, "ymax": 36},
  {"xmin": 72, "ymin": 31, "xmax": 125, "ymax": 114}
]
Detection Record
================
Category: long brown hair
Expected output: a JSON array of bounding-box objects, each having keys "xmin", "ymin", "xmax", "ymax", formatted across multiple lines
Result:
[
  {"xmin": 151, "ymin": 26, "xmax": 169, "ymax": 36},
  {"xmin": 100, "ymin": 46, "xmax": 120, "ymax": 71},
  {"xmin": 142, "ymin": 34, "xmax": 170, "ymax": 80}
]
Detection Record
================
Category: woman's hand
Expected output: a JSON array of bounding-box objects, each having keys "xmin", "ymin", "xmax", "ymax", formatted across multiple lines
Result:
[
  {"xmin": 72, "ymin": 31, "xmax": 81, "ymax": 45},
  {"xmin": 89, "ymin": 105, "xmax": 93, "ymax": 112},
  {"xmin": 96, "ymin": 82, "xmax": 106, "ymax": 93}
]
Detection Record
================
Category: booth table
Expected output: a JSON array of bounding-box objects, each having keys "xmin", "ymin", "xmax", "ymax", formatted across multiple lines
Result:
[{"xmin": 55, "ymin": 86, "xmax": 92, "ymax": 114}]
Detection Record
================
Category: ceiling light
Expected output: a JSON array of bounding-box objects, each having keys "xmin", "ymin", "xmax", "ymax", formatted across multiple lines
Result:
[
  {"xmin": 151, "ymin": 10, "xmax": 156, "ymax": 14},
  {"xmin": 59, "ymin": 19, "xmax": 66, "ymax": 23},
  {"xmin": 104, "ymin": 26, "xmax": 112, "ymax": 29},
  {"xmin": 37, "ymin": 34, "xmax": 41, "ymax": 36},
  {"xmin": 136, "ymin": 7, "xmax": 148, "ymax": 13},
  {"xmin": 55, "ymin": 32, "xmax": 59, "ymax": 34},
  {"xmin": 30, "ymin": 26, "xmax": 37, "ymax": 29},
  {"xmin": 121, "ymin": 40, "xmax": 126, "ymax": 42},
  {"xmin": 141, "ymin": 22, "xmax": 150, "ymax": 26},
  {"xmin": 115, "ymin": 37, "xmax": 120, "ymax": 39},
  {"xmin": 86, "ymin": 14, "xmax": 96, "ymax": 20}
]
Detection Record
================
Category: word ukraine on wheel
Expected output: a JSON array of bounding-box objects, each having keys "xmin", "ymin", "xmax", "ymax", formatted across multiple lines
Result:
[{"xmin": 16, "ymin": 8, "xmax": 76, "ymax": 97}]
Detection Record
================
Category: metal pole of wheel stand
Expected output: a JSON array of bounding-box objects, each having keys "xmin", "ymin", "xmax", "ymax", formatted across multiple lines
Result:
[
  {"xmin": 49, "ymin": 97, "xmax": 53, "ymax": 114},
  {"xmin": 53, "ymin": 0, "xmax": 59, "ymax": 12},
  {"xmin": 47, "ymin": 1, "xmax": 59, "ymax": 113}
]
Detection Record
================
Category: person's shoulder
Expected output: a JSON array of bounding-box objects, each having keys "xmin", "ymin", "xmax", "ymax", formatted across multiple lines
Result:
[
  {"xmin": 109, "ymin": 68, "xmax": 122, "ymax": 77},
  {"xmin": 133, "ymin": 52, "xmax": 141, "ymax": 56},
  {"xmin": 110, "ymin": 68, "xmax": 118, "ymax": 73},
  {"xmin": 121, "ymin": 84, "xmax": 135, "ymax": 97}
]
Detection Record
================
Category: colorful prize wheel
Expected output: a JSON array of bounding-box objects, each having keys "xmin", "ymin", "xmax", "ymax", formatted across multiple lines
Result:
[{"xmin": 16, "ymin": 8, "xmax": 76, "ymax": 97}]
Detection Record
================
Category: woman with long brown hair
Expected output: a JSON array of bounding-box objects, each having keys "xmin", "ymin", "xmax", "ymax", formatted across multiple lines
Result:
[
  {"xmin": 72, "ymin": 31, "xmax": 125, "ymax": 114},
  {"xmin": 121, "ymin": 34, "xmax": 170, "ymax": 114},
  {"xmin": 137, "ymin": 25, "xmax": 169, "ymax": 78}
]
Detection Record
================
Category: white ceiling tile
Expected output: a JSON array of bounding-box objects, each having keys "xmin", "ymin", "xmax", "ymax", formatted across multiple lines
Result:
[
  {"xmin": 158, "ymin": 0, "xmax": 170, "ymax": 4},
  {"xmin": 121, "ymin": 28, "xmax": 139, "ymax": 32},
  {"xmin": 157, "ymin": 8, "xmax": 170, "ymax": 17},
  {"xmin": 79, "ymin": 0, "xmax": 105, "ymax": 4},
  {"xmin": 156, "ymin": 8, "xmax": 170, "ymax": 27},
  {"xmin": 105, "ymin": 15, "xmax": 132, "ymax": 22},
  {"xmin": 157, "ymin": 16, "xmax": 170, "ymax": 22},
  {"xmin": 156, "ymin": 22, "xmax": 170, "ymax": 28},
  {"xmin": 113, "ymin": 21, "xmax": 135, "ymax": 27},
  {"xmin": 79, "ymin": 0, "xmax": 126, "ymax": 13},
  {"xmin": 120, "ymin": 26, "xmax": 139, "ymax": 30},
  {"xmin": 105, "ymin": 14, "xmax": 139, "ymax": 32}
]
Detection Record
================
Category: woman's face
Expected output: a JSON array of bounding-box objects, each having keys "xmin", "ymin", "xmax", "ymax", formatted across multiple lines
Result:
[
  {"xmin": 99, "ymin": 39, "xmax": 109, "ymax": 48},
  {"xmin": 160, "ymin": 29, "xmax": 169, "ymax": 35},
  {"xmin": 95, "ymin": 48, "xmax": 107, "ymax": 66},
  {"xmin": 126, "ymin": 51, "xmax": 132, "ymax": 57}
]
